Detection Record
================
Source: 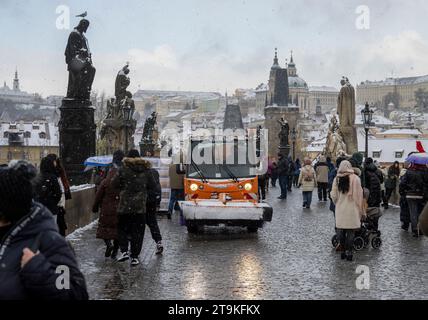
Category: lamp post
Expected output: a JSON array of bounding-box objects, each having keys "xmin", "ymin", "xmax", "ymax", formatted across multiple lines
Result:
[
  {"xmin": 290, "ymin": 127, "xmax": 297, "ymax": 161},
  {"xmin": 122, "ymin": 100, "xmax": 134, "ymax": 154},
  {"xmin": 361, "ymin": 102, "xmax": 374, "ymax": 160}
]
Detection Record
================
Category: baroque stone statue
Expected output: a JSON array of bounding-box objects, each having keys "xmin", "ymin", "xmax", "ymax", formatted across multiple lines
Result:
[
  {"xmin": 115, "ymin": 64, "xmax": 131, "ymax": 104},
  {"xmin": 278, "ymin": 117, "xmax": 289, "ymax": 147},
  {"xmin": 65, "ymin": 19, "xmax": 96, "ymax": 101},
  {"xmin": 142, "ymin": 111, "xmax": 157, "ymax": 142},
  {"xmin": 337, "ymin": 77, "xmax": 355, "ymax": 128}
]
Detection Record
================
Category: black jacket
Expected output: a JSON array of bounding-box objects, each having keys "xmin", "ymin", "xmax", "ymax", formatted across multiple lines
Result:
[
  {"xmin": 147, "ymin": 168, "xmax": 162, "ymax": 205},
  {"xmin": 365, "ymin": 164, "xmax": 382, "ymax": 207},
  {"xmin": 33, "ymin": 173, "xmax": 62, "ymax": 215},
  {"xmin": 0, "ymin": 202, "xmax": 88, "ymax": 300},
  {"xmin": 399, "ymin": 167, "xmax": 428, "ymax": 199},
  {"xmin": 113, "ymin": 157, "xmax": 157, "ymax": 215},
  {"xmin": 277, "ymin": 157, "xmax": 289, "ymax": 177}
]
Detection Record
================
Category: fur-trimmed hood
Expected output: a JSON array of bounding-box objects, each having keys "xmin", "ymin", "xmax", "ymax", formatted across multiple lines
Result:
[{"xmin": 122, "ymin": 157, "xmax": 151, "ymax": 172}]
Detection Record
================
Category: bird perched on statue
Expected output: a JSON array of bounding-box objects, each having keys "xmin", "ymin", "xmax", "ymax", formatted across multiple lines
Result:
[{"xmin": 76, "ymin": 11, "xmax": 87, "ymax": 18}]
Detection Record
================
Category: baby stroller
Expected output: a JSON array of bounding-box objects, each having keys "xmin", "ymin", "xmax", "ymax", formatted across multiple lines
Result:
[{"xmin": 331, "ymin": 207, "xmax": 382, "ymax": 251}]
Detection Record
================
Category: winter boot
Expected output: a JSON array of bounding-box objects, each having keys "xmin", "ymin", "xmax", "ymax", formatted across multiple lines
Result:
[
  {"xmin": 131, "ymin": 257, "xmax": 140, "ymax": 266},
  {"xmin": 156, "ymin": 241, "xmax": 164, "ymax": 255},
  {"xmin": 117, "ymin": 251, "xmax": 130, "ymax": 262},
  {"xmin": 104, "ymin": 241, "xmax": 113, "ymax": 258}
]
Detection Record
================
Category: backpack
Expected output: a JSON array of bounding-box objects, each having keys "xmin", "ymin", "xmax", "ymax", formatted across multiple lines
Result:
[{"xmin": 303, "ymin": 167, "xmax": 314, "ymax": 182}]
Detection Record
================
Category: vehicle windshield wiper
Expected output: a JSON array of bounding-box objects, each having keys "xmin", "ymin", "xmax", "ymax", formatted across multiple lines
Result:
[
  {"xmin": 191, "ymin": 160, "xmax": 207, "ymax": 183},
  {"xmin": 219, "ymin": 164, "xmax": 238, "ymax": 182}
]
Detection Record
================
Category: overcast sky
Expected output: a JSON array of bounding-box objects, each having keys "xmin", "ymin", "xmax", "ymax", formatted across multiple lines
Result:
[{"xmin": 1, "ymin": 0, "xmax": 428, "ymax": 97}]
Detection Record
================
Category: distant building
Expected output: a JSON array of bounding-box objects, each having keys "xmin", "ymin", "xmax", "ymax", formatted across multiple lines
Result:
[
  {"xmin": 356, "ymin": 75, "xmax": 428, "ymax": 110},
  {"xmin": 286, "ymin": 52, "xmax": 310, "ymax": 113},
  {"xmin": 0, "ymin": 120, "xmax": 59, "ymax": 167},
  {"xmin": 133, "ymin": 90, "xmax": 222, "ymax": 117},
  {"xmin": 0, "ymin": 69, "xmax": 36, "ymax": 103},
  {"xmin": 308, "ymin": 86, "xmax": 339, "ymax": 114}
]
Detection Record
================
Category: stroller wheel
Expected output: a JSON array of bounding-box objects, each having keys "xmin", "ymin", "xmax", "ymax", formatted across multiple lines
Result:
[
  {"xmin": 353, "ymin": 236, "xmax": 365, "ymax": 251},
  {"xmin": 371, "ymin": 237, "xmax": 382, "ymax": 249},
  {"xmin": 364, "ymin": 238, "xmax": 369, "ymax": 248},
  {"xmin": 331, "ymin": 234, "xmax": 338, "ymax": 247}
]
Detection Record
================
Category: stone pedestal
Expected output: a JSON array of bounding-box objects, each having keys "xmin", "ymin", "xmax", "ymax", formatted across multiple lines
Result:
[
  {"xmin": 59, "ymin": 99, "xmax": 96, "ymax": 185},
  {"xmin": 278, "ymin": 145, "xmax": 291, "ymax": 158},
  {"xmin": 100, "ymin": 118, "xmax": 136, "ymax": 155},
  {"xmin": 340, "ymin": 126, "xmax": 358, "ymax": 155},
  {"xmin": 140, "ymin": 141, "xmax": 155, "ymax": 157}
]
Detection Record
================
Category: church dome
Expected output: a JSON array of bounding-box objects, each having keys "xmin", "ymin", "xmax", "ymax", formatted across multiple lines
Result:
[{"xmin": 289, "ymin": 76, "xmax": 307, "ymax": 88}]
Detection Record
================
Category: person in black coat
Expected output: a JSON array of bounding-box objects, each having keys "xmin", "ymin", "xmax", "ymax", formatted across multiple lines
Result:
[
  {"xmin": 364, "ymin": 160, "xmax": 382, "ymax": 231},
  {"xmin": 0, "ymin": 161, "xmax": 88, "ymax": 300},
  {"xmin": 399, "ymin": 163, "xmax": 428, "ymax": 237},
  {"xmin": 146, "ymin": 166, "xmax": 164, "ymax": 254},
  {"xmin": 33, "ymin": 156, "xmax": 62, "ymax": 215}
]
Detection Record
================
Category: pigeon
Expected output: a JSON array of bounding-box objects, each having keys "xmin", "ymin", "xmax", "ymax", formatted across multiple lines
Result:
[{"xmin": 76, "ymin": 11, "xmax": 87, "ymax": 18}]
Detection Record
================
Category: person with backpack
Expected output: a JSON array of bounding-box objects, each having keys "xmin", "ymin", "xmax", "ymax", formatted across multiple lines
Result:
[
  {"xmin": 113, "ymin": 149, "xmax": 157, "ymax": 266},
  {"xmin": 315, "ymin": 156, "xmax": 329, "ymax": 202},
  {"xmin": 297, "ymin": 158, "xmax": 317, "ymax": 209}
]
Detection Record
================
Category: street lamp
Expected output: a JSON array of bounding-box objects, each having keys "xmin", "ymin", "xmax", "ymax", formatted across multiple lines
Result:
[
  {"xmin": 122, "ymin": 100, "xmax": 134, "ymax": 154},
  {"xmin": 361, "ymin": 102, "xmax": 374, "ymax": 160},
  {"xmin": 290, "ymin": 127, "xmax": 297, "ymax": 161}
]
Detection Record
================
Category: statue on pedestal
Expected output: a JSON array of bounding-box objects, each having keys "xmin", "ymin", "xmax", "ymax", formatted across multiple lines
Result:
[
  {"xmin": 140, "ymin": 111, "xmax": 158, "ymax": 156},
  {"xmin": 335, "ymin": 76, "xmax": 358, "ymax": 155},
  {"xmin": 99, "ymin": 65, "xmax": 137, "ymax": 155},
  {"xmin": 278, "ymin": 117, "xmax": 289, "ymax": 148},
  {"xmin": 65, "ymin": 19, "xmax": 96, "ymax": 101}
]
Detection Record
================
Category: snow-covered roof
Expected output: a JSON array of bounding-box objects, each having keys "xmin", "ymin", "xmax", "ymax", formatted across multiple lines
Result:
[
  {"xmin": 357, "ymin": 135, "xmax": 427, "ymax": 163},
  {"xmin": 379, "ymin": 128, "xmax": 422, "ymax": 136},
  {"xmin": 255, "ymin": 83, "xmax": 269, "ymax": 92},
  {"xmin": 309, "ymin": 86, "xmax": 338, "ymax": 92},
  {"xmin": 0, "ymin": 121, "xmax": 58, "ymax": 147},
  {"xmin": 359, "ymin": 75, "xmax": 428, "ymax": 87}
]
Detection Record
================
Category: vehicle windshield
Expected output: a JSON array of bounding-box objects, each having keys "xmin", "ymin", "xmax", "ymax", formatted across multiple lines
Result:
[{"xmin": 187, "ymin": 140, "xmax": 257, "ymax": 179}]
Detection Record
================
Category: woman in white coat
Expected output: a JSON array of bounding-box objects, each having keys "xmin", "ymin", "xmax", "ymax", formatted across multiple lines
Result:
[{"xmin": 331, "ymin": 160, "xmax": 365, "ymax": 261}]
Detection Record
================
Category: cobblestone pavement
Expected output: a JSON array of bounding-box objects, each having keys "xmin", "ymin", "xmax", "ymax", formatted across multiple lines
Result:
[{"xmin": 68, "ymin": 185, "xmax": 428, "ymax": 300}]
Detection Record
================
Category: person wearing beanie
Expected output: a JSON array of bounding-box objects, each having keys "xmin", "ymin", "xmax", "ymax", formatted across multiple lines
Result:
[
  {"xmin": 112, "ymin": 149, "xmax": 157, "ymax": 266},
  {"xmin": 0, "ymin": 161, "xmax": 88, "ymax": 300},
  {"xmin": 92, "ymin": 150, "xmax": 124, "ymax": 259}
]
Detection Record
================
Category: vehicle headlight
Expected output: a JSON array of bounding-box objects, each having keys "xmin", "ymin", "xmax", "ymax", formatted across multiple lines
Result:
[
  {"xmin": 244, "ymin": 183, "xmax": 252, "ymax": 191},
  {"xmin": 190, "ymin": 183, "xmax": 198, "ymax": 191}
]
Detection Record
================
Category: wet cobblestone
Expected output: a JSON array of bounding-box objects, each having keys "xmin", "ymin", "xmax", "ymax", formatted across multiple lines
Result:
[{"xmin": 68, "ymin": 185, "xmax": 428, "ymax": 300}]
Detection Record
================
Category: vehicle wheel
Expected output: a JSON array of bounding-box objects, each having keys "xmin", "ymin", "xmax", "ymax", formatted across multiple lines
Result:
[
  {"xmin": 353, "ymin": 236, "xmax": 365, "ymax": 251},
  {"xmin": 247, "ymin": 226, "xmax": 258, "ymax": 233},
  {"xmin": 371, "ymin": 237, "xmax": 382, "ymax": 249},
  {"xmin": 186, "ymin": 223, "xmax": 199, "ymax": 234},
  {"xmin": 331, "ymin": 234, "xmax": 338, "ymax": 247}
]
